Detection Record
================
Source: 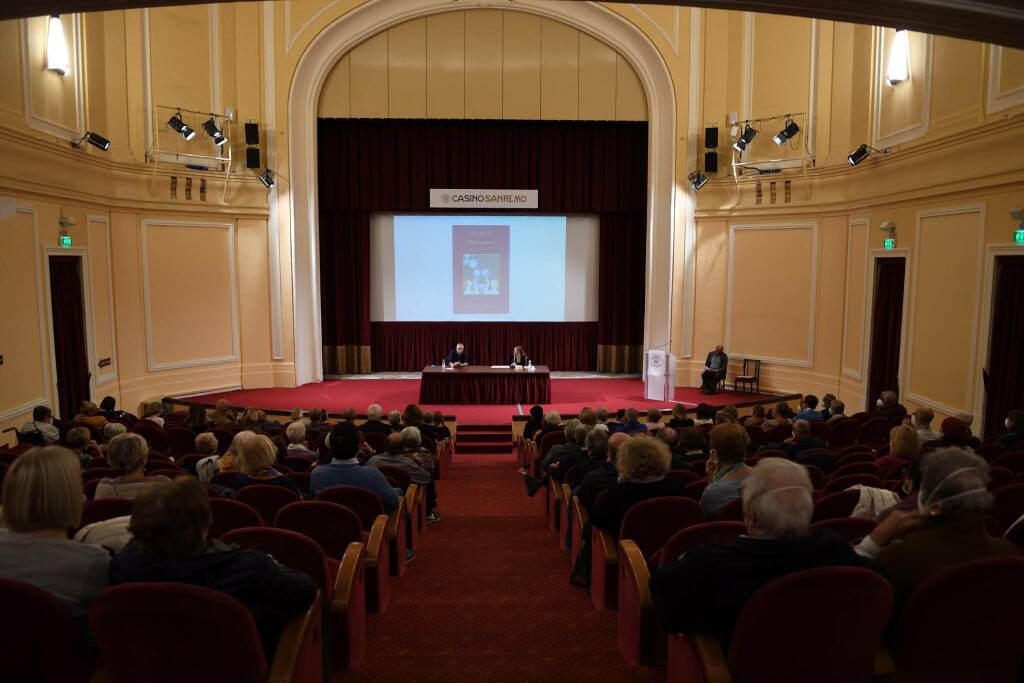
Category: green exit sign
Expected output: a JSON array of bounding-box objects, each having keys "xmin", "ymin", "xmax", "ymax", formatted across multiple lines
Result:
[
  {"xmin": 883, "ymin": 238, "xmax": 896, "ymax": 250},
  {"xmin": 59, "ymin": 234, "xmax": 73, "ymax": 248},
  {"xmin": 1015, "ymin": 229, "xmax": 1024, "ymax": 244}
]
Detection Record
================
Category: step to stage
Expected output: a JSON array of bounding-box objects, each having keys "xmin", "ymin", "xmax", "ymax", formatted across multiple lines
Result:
[{"xmin": 455, "ymin": 423, "xmax": 512, "ymax": 454}]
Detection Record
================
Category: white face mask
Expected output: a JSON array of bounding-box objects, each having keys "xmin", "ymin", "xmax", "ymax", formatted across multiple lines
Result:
[{"xmin": 876, "ymin": 399, "xmax": 884, "ymax": 407}]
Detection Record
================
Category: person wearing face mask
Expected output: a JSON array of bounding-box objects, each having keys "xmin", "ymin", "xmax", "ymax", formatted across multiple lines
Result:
[
  {"xmin": 997, "ymin": 409, "xmax": 1024, "ymax": 450},
  {"xmin": 854, "ymin": 448, "xmax": 1019, "ymax": 604},
  {"xmin": 872, "ymin": 390, "xmax": 908, "ymax": 422},
  {"xmin": 906, "ymin": 406, "xmax": 942, "ymax": 444}
]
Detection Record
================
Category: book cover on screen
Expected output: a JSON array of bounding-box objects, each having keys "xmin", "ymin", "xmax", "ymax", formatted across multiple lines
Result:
[{"xmin": 452, "ymin": 225, "xmax": 510, "ymax": 315}]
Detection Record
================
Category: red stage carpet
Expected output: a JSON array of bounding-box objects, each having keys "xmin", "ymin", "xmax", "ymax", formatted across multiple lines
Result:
[
  {"xmin": 343, "ymin": 454, "xmax": 662, "ymax": 682},
  {"xmin": 190, "ymin": 378, "xmax": 790, "ymax": 425}
]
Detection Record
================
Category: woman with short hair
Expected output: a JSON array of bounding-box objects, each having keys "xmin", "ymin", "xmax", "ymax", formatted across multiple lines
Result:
[
  {"xmin": 387, "ymin": 410, "xmax": 403, "ymax": 433},
  {"xmin": 239, "ymin": 407, "xmax": 261, "ymax": 431},
  {"xmin": 111, "ymin": 477, "xmax": 316, "ymax": 656},
  {"xmin": 646, "ymin": 408, "xmax": 664, "ymax": 432},
  {"xmin": 140, "ymin": 401, "xmax": 164, "ymax": 428},
  {"xmin": 700, "ymin": 423, "xmax": 754, "ymax": 520},
  {"xmin": 234, "ymin": 434, "xmax": 300, "ymax": 494},
  {"xmin": 667, "ymin": 403, "xmax": 694, "ymax": 429},
  {"xmin": 75, "ymin": 400, "xmax": 108, "ymax": 431},
  {"xmin": 0, "ymin": 447, "xmax": 110, "ymax": 617},
  {"xmin": 95, "ymin": 433, "xmax": 171, "ymax": 500},
  {"xmin": 184, "ymin": 404, "xmax": 210, "ymax": 433}
]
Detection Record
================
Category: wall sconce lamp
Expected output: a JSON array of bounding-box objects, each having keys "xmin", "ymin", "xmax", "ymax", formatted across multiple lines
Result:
[{"xmin": 47, "ymin": 15, "xmax": 70, "ymax": 75}]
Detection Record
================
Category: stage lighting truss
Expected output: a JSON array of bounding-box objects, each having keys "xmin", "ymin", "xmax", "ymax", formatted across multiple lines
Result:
[
  {"xmin": 729, "ymin": 111, "xmax": 815, "ymax": 197},
  {"xmin": 147, "ymin": 104, "xmax": 237, "ymax": 201}
]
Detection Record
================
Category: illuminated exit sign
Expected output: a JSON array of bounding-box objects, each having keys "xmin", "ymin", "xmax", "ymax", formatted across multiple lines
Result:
[
  {"xmin": 883, "ymin": 238, "xmax": 896, "ymax": 250},
  {"xmin": 59, "ymin": 232, "xmax": 72, "ymax": 248},
  {"xmin": 1015, "ymin": 229, "xmax": 1024, "ymax": 244}
]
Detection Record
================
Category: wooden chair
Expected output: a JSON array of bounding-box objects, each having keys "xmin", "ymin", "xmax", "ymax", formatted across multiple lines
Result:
[{"xmin": 734, "ymin": 359, "xmax": 761, "ymax": 394}]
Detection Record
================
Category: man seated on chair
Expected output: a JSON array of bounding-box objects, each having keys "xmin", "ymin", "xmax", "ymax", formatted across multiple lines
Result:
[
  {"xmin": 826, "ymin": 400, "xmax": 848, "ymax": 427},
  {"xmin": 649, "ymin": 458, "xmax": 873, "ymax": 650},
  {"xmin": 872, "ymin": 390, "xmax": 908, "ymax": 421},
  {"xmin": 793, "ymin": 395, "xmax": 823, "ymax": 422},
  {"xmin": 446, "ymin": 342, "xmax": 469, "ymax": 367},
  {"xmin": 701, "ymin": 345, "xmax": 728, "ymax": 394},
  {"xmin": 20, "ymin": 405, "xmax": 60, "ymax": 446}
]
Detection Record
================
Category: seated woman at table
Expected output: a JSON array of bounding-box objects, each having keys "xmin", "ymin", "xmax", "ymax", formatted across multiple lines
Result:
[{"xmin": 510, "ymin": 346, "xmax": 529, "ymax": 368}]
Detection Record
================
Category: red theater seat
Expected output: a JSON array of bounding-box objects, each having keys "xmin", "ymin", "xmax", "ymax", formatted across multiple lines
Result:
[
  {"xmin": 208, "ymin": 498, "xmax": 263, "ymax": 538},
  {"xmin": 235, "ymin": 484, "xmax": 302, "ymax": 526},
  {"xmin": 809, "ymin": 516, "xmax": 877, "ymax": 543},
  {"xmin": 0, "ymin": 578, "xmax": 91, "ymax": 682},
  {"xmin": 80, "ymin": 497, "xmax": 132, "ymax": 527}
]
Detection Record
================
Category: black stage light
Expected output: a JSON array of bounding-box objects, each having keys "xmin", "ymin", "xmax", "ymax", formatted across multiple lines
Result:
[
  {"xmin": 732, "ymin": 125, "xmax": 757, "ymax": 152},
  {"xmin": 689, "ymin": 171, "xmax": 708, "ymax": 191},
  {"xmin": 848, "ymin": 143, "xmax": 871, "ymax": 166},
  {"xmin": 202, "ymin": 117, "xmax": 227, "ymax": 146},
  {"xmin": 167, "ymin": 112, "xmax": 196, "ymax": 141},
  {"xmin": 244, "ymin": 122, "xmax": 260, "ymax": 145},
  {"xmin": 773, "ymin": 119, "xmax": 800, "ymax": 146},
  {"xmin": 258, "ymin": 168, "xmax": 275, "ymax": 189},
  {"xmin": 71, "ymin": 131, "xmax": 110, "ymax": 151}
]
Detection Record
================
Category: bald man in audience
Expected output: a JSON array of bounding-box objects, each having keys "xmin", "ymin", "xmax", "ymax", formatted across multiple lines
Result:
[{"xmin": 650, "ymin": 458, "xmax": 873, "ymax": 649}]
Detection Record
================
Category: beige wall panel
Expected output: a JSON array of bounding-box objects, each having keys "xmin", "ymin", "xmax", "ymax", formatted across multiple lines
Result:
[
  {"xmin": 847, "ymin": 24, "xmax": 874, "ymax": 150},
  {"xmin": 540, "ymin": 19, "xmax": 579, "ymax": 120},
  {"xmin": 98, "ymin": 12, "xmax": 132, "ymax": 164},
  {"xmin": 997, "ymin": 47, "xmax": 1024, "ymax": 94},
  {"xmin": 692, "ymin": 221, "xmax": 728, "ymax": 385},
  {"xmin": 426, "ymin": 13, "xmax": 465, "ymax": 119},
  {"xmin": 25, "ymin": 15, "xmax": 80, "ymax": 134},
  {"xmin": 729, "ymin": 227, "xmax": 813, "ymax": 363},
  {"xmin": 387, "ymin": 18, "xmax": 427, "ymax": 118},
  {"xmin": 615, "ymin": 55, "xmax": 647, "ymax": 121},
  {"xmin": 149, "ymin": 6, "xmax": 213, "ymax": 157},
  {"xmin": 349, "ymin": 31, "xmax": 389, "ymax": 118},
  {"xmin": 931, "ymin": 37, "xmax": 982, "ymax": 130},
  {"xmin": 319, "ymin": 54, "xmax": 351, "ymax": 117},
  {"xmin": 748, "ymin": 14, "xmax": 811, "ymax": 161},
  {"xmin": 145, "ymin": 223, "xmax": 234, "ymax": 366},
  {"xmin": 701, "ymin": 11, "xmax": 731, "ymax": 155},
  {"xmin": 814, "ymin": 216, "xmax": 847, "ymax": 378},
  {"xmin": 464, "ymin": 10, "xmax": 502, "ymax": 119},
  {"xmin": 0, "ymin": 211, "xmax": 46, "ymax": 421},
  {"xmin": 502, "ymin": 12, "xmax": 541, "ymax": 119},
  {"xmin": 87, "ymin": 216, "xmax": 115, "ymax": 385},
  {"xmin": 908, "ymin": 212, "xmax": 981, "ymax": 412},
  {"xmin": 236, "ymin": 219, "xmax": 273, "ymax": 388},
  {"xmin": 842, "ymin": 222, "xmax": 867, "ymax": 376},
  {"xmin": 578, "ymin": 34, "xmax": 616, "ymax": 121},
  {"xmin": 876, "ymin": 29, "xmax": 930, "ymax": 142},
  {"xmin": 0, "ymin": 20, "xmax": 23, "ymax": 117},
  {"xmin": 84, "ymin": 13, "xmax": 109, "ymax": 140},
  {"xmin": 827, "ymin": 23, "xmax": 856, "ymax": 164}
]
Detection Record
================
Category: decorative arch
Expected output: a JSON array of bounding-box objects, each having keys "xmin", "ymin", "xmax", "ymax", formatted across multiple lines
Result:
[{"xmin": 286, "ymin": 0, "xmax": 682, "ymax": 384}]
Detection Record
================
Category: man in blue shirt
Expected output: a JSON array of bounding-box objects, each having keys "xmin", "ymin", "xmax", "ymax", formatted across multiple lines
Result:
[
  {"xmin": 793, "ymin": 394, "xmax": 824, "ymax": 422},
  {"xmin": 311, "ymin": 422, "xmax": 402, "ymax": 512}
]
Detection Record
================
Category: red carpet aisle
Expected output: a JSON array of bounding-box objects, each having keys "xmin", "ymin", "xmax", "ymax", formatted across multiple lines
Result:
[{"xmin": 345, "ymin": 454, "xmax": 662, "ymax": 682}]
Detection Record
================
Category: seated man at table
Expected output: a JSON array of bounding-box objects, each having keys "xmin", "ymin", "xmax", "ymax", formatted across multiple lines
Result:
[{"xmin": 446, "ymin": 342, "xmax": 469, "ymax": 367}]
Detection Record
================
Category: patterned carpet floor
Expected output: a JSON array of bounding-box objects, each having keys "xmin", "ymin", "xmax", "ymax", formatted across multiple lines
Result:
[{"xmin": 342, "ymin": 454, "xmax": 663, "ymax": 682}]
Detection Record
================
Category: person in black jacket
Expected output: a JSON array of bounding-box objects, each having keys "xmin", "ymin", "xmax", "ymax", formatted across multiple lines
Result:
[
  {"xmin": 701, "ymin": 345, "xmax": 729, "ymax": 394},
  {"xmin": 111, "ymin": 477, "xmax": 317, "ymax": 657},
  {"xmin": 649, "ymin": 458, "xmax": 875, "ymax": 650},
  {"xmin": 446, "ymin": 342, "xmax": 469, "ymax": 367},
  {"xmin": 510, "ymin": 345, "xmax": 529, "ymax": 367},
  {"xmin": 523, "ymin": 405, "xmax": 545, "ymax": 441},
  {"xmin": 997, "ymin": 410, "xmax": 1024, "ymax": 450}
]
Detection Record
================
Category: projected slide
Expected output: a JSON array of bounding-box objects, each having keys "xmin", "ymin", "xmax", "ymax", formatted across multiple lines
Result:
[{"xmin": 371, "ymin": 214, "xmax": 598, "ymax": 322}]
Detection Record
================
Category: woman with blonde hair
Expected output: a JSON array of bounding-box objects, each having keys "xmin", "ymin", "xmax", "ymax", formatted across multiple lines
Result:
[
  {"xmin": 589, "ymin": 437, "xmax": 686, "ymax": 540},
  {"xmin": 239, "ymin": 407, "xmax": 261, "ymax": 430},
  {"xmin": 0, "ymin": 447, "xmax": 110, "ymax": 616},
  {"xmin": 74, "ymin": 400, "xmax": 108, "ymax": 431},
  {"xmin": 209, "ymin": 399, "xmax": 237, "ymax": 427},
  {"xmin": 233, "ymin": 434, "xmax": 300, "ymax": 495},
  {"xmin": 94, "ymin": 433, "xmax": 171, "ymax": 500},
  {"xmin": 218, "ymin": 430, "xmax": 255, "ymax": 473}
]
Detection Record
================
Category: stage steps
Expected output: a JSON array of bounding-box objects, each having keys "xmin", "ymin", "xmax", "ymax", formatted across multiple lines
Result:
[{"xmin": 456, "ymin": 423, "xmax": 512, "ymax": 454}]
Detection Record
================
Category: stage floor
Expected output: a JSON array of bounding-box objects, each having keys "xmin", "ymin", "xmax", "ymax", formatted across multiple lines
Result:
[{"xmin": 187, "ymin": 377, "xmax": 793, "ymax": 425}]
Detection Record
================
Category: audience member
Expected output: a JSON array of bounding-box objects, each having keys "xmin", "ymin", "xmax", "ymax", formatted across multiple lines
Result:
[
  {"xmin": 209, "ymin": 399, "xmax": 237, "ymax": 427},
  {"xmin": 676, "ymin": 427, "xmax": 707, "ymax": 463},
  {"xmin": 183, "ymin": 404, "xmax": 210, "ymax": 433},
  {"xmin": 536, "ymin": 420, "xmax": 582, "ymax": 474},
  {"xmin": 20, "ymin": 405, "xmax": 60, "ymax": 445},
  {"xmin": 340, "ymin": 407, "xmax": 357, "ymax": 423},
  {"xmin": 826, "ymin": 400, "xmax": 848, "ymax": 426},
  {"xmin": 855, "ymin": 448, "xmax": 1020, "ymax": 603},
  {"xmin": 400, "ymin": 426, "xmax": 435, "ymax": 472},
  {"xmin": 360, "ymin": 404, "xmax": 391, "ymax": 436},
  {"xmin": 785, "ymin": 420, "xmax": 826, "ymax": 457},
  {"xmin": 305, "ymin": 407, "xmax": 328, "ymax": 433},
  {"xmin": 75, "ymin": 400, "xmax": 108, "ymax": 431},
  {"xmin": 95, "ymin": 433, "xmax": 171, "ymax": 500},
  {"xmin": 102, "ymin": 422, "xmax": 127, "ymax": 444},
  {"xmin": 65, "ymin": 426, "xmax": 96, "ymax": 468},
  {"xmin": 534, "ymin": 410, "xmax": 562, "ymax": 443},
  {"xmin": 139, "ymin": 401, "xmax": 164, "ymax": 428},
  {"xmin": 367, "ymin": 433, "xmax": 432, "ymax": 487},
  {"xmin": 549, "ymin": 424, "xmax": 593, "ymax": 484},
  {"xmin": 650, "ymin": 458, "xmax": 869, "ymax": 649},
  {"xmin": 659, "ymin": 427, "xmax": 694, "ymax": 472},
  {"xmin": 283, "ymin": 422, "xmax": 317, "ymax": 461},
  {"xmin": 744, "ymin": 404, "xmax": 766, "ymax": 428},
  {"xmin": 387, "ymin": 410, "xmax": 403, "ymax": 433},
  {"xmin": 575, "ymin": 432, "xmax": 629, "ymax": 512},
  {"xmin": 97, "ymin": 396, "xmax": 127, "ymax": 420},
  {"xmin": 701, "ymin": 423, "xmax": 753, "ymax": 519},
  {"xmin": 956, "ymin": 411, "xmax": 975, "ymax": 436},
  {"xmin": 794, "ymin": 395, "xmax": 823, "ymax": 421},
  {"xmin": 875, "ymin": 426, "xmax": 923, "ymax": 522},
  {"xmin": 820, "ymin": 393, "xmax": 837, "ymax": 421},
  {"xmin": 761, "ymin": 402, "xmax": 794, "ymax": 432},
  {"xmin": 589, "ymin": 437, "xmax": 685, "ymax": 539},
  {"xmin": 111, "ymin": 477, "xmax": 317, "ymax": 656},
  {"xmin": 402, "ymin": 404, "xmax": 424, "ymax": 430},
  {"xmin": 721, "ymin": 405, "xmax": 740, "ymax": 421},
  {"xmin": 595, "ymin": 406, "xmax": 611, "ymax": 430},
  {"xmin": 693, "ymin": 403, "xmax": 715, "ymax": 426},
  {"xmin": 997, "ymin": 410, "xmax": 1024, "ymax": 450},
  {"xmin": 256, "ymin": 410, "xmax": 279, "ymax": 431},
  {"xmin": 310, "ymin": 422, "xmax": 401, "ymax": 511},
  {"xmin": 873, "ymin": 390, "xmax": 908, "ymax": 421},
  {"xmin": 233, "ymin": 434, "xmax": 300, "ymax": 494},
  {"xmin": 909, "ymin": 406, "xmax": 942, "ymax": 444},
  {"xmin": 420, "ymin": 412, "xmax": 441, "ymax": 441},
  {"xmin": 667, "ymin": 403, "xmax": 694, "ymax": 429},
  {"xmin": 614, "ymin": 408, "xmax": 647, "ymax": 434},
  {"xmin": 432, "ymin": 411, "xmax": 451, "ymax": 440},
  {"xmin": 714, "ymin": 411, "xmax": 736, "ymax": 425},
  {"xmin": 0, "ymin": 446, "xmax": 111, "ymax": 618},
  {"xmin": 218, "ymin": 431, "xmax": 255, "ymax": 473},
  {"xmin": 566, "ymin": 429, "xmax": 611, "ymax": 486},
  {"xmin": 578, "ymin": 407, "xmax": 598, "ymax": 428},
  {"xmin": 194, "ymin": 432, "xmax": 219, "ymax": 456},
  {"xmin": 239, "ymin": 408, "xmax": 261, "ymax": 431},
  {"xmin": 939, "ymin": 416, "xmax": 970, "ymax": 447}
]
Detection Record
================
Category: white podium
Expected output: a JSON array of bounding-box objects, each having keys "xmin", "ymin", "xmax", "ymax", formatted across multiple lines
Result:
[{"xmin": 643, "ymin": 349, "xmax": 677, "ymax": 401}]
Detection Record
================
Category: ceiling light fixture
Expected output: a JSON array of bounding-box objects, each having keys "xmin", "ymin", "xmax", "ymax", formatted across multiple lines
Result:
[
  {"xmin": 773, "ymin": 119, "xmax": 800, "ymax": 146},
  {"xmin": 47, "ymin": 15, "xmax": 70, "ymax": 75},
  {"xmin": 167, "ymin": 112, "xmax": 196, "ymax": 141},
  {"xmin": 202, "ymin": 117, "xmax": 227, "ymax": 146},
  {"xmin": 732, "ymin": 125, "xmax": 757, "ymax": 153}
]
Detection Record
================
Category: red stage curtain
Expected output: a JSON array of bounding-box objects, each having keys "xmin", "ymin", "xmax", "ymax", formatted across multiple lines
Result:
[
  {"xmin": 48, "ymin": 255, "xmax": 90, "ymax": 420},
  {"xmin": 983, "ymin": 256, "xmax": 1024, "ymax": 438},
  {"xmin": 867, "ymin": 258, "xmax": 906, "ymax": 410},
  {"xmin": 369, "ymin": 322, "xmax": 597, "ymax": 372},
  {"xmin": 317, "ymin": 119, "xmax": 647, "ymax": 374}
]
